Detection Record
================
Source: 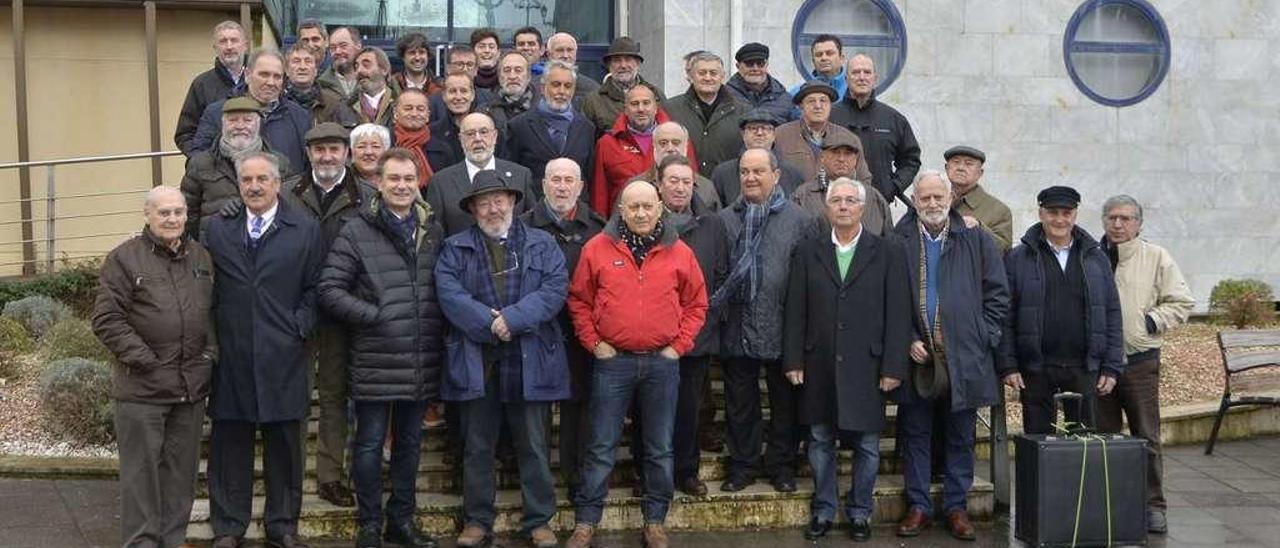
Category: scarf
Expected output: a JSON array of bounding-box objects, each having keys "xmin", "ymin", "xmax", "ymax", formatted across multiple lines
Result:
[
  {"xmin": 618, "ymin": 218, "xmax": 663, "ymax": 266},
  {"xmin": 380, "ymin": 202, "xmax": 419, "ymax": 269},
  {"xmin": 537, "ymin": 99, "xmax": 575, "ymax": 152},
  {"xmin": 500, "ymin": 86, "xmax": 535, "ymax": 112},
  {"xmin": 218, "ymin": 135, "xmax": 263, "ymax": 160},
  {"xmin": 393, "ymin": 123, "xmax": 435, "ymax": 188},
  {"xmin": 802, "ymin": 122, "xmax": 827, "ymax": 151},
  {"xmin": 628, "ymin": 121, "xmax": 656, "ymax": 157},
  {"xmin": 286, "ymin": 84, "xmax": 319, "ymax": 110},
  {"xmin": 711, "ymin": 184, "xmax": 790, "ymax": 310},
  {"xmin": 916, "ymin": 219, "xmax": 951, "ymax": 398},
  {"xmin": 474, "ymin": 64, "xmax": 499, "ymax": 89}
]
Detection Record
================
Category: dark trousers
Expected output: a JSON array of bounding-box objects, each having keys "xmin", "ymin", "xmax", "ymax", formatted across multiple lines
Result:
[
  {"xmin": 631, "ymin": 355, "xmax": 711, "ymax": 484},
  {"xmin": 1096, "ymin": 350, "xmax": 1165, "ymax": 510},
  {"xmin": 1020, "ymin": 365, "xmax": 1099, "ymax": 434},
  {"xmin": 115, "ymin": 400, "xmax": 205, "ymax": 548},
  {"xmin": 208, "ymin": 419, "xmax": 304, "ymax": 540},
  {"xmin": 558, "ymin": 345, "xmax": 594, "ymax": 497},
  {"xmin": 698, "ymin": 361, "xmax": 720, "ymax": 447},
  {"xmin": 722, "ymin": 357, "xmax": 799, "ymax": 480},
  {"xmin": 308, "ymin": 324, "xmax": 350, "ymax": 486},
  {"xmin": 352, "ymin": 400, "xmax": 428, "ymax": 528},
  {"xmin": 459, "ymin": 381, "xmax": 556, "ymax": 533},
  {"xmin": 898, "ymin": 397, "xmax": 977, "ymax": 515}
]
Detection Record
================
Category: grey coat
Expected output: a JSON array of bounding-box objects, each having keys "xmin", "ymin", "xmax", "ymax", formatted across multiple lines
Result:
[
  {"xmin": 665, "ymin": 88, "xmax": 747, "ymax": 177},
  {"xmin": 717, "ymin": 197, "xmax": 821, "ymax": 360}
]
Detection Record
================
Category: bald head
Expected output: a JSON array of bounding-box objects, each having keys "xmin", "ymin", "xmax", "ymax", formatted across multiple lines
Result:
[
  {"xmin": 847, "ymin": 53, "xmax": 878, "ymax": 101},
  {"xmin": 618, "ymin": 180, "xmax": 661, "ymax": 236},
  {"xmin": 144, "ymin": 186, "xmax": 188, "ymax": 248},
  {"xmin": 145, "ymin": 185, "xmax": 185, "ymax": 211},
  {"xmin": 547, "ymin": 32, "xmax": 579, "ymax": 64},
  {"xmin": 654, "ymin": 122, "xmax": 689, "ymax": 161},
  {"xmin": 543, "ymin": 157, "xmax": 584, "ymax": 214}
]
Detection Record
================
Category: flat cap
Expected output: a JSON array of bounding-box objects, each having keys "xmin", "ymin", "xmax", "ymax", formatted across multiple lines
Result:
[
  {"xmin": 943, "ymin": 145, "xmax": 986, "ymax": 163},
  {"xmin": 735, "ymin": 42, "xmax": 770, "ymax": 63},
  {"xmin": 738, "ymin": 108, "xmax": 780, "ymax": 129},
  {"xmin": 222, "ymin": 96, "xmax": 263, "ymax": 114},
  {"xmin": 821, "ymin": 131, "xmax": 861, "ymax": 152},
  {"xmin": 304, "ymin": 122, "xmax": 350, "ymax": 145},
  {"xmin": 792, "ymin": 81, "xmax": 837, "ymax": 105},
  {"xmin": 1037, "ymin": 185, "xmax": 1081, "ymax": 209}
]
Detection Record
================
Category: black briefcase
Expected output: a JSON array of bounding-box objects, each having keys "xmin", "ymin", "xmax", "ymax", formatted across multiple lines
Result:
[
  {"xmin": 1015, "ymin": 391, "xmax": 1148, "ymax": 547},
  {"xmin": 1014, "ymin": 433, "xmax": 1148, "ymax": 546}
]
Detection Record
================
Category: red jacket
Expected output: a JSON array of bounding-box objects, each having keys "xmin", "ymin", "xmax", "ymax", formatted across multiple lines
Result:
[
  {"xmin": 568, "ymin": 221, "xmax": 708, "ymax": 356},
  {"xmin": 590, "ymin": 109, "xmax": 699, "ymax": 217}
]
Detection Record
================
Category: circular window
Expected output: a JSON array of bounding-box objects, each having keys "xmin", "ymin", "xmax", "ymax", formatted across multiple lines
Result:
[
  {"xmin": 791, "ymin": 0, "xmax": 907, "ymax": 95},
  {"xmin": 1063, "ymin": 0, "xmax": 1171, "ymax": 107}
]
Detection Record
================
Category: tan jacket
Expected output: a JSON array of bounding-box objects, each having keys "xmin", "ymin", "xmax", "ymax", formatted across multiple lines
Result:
[
  {"xmin": 953, "ymin": 184, "xmax": 1014, "ymax": 252},
  {"xmin": 1112, "ymin": 237, "xmax": 1194, "ymax": 355},
  {"xmin": 773, "ymin": 121, "xmax": 870, "ymax": 184}
]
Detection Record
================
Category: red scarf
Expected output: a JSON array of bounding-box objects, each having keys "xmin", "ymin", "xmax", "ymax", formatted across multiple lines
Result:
[{"xmin": 393, "ymin": 124, "xmax": 435, "ymax": 188}]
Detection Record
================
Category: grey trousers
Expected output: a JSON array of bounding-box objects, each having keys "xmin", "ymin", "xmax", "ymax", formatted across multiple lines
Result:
[
  {"xmin": 309, "ymin": 324, "xmax": 350, "ymax": 486},
  {"xmin": 115, "ymin": 399, "xmax": 205, "ymax": 548}
]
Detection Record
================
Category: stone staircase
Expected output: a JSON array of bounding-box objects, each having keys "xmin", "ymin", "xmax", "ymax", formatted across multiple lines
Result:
[{"xmin": 185, "ymin": 377, "xmax": 996, "ymax": 541}]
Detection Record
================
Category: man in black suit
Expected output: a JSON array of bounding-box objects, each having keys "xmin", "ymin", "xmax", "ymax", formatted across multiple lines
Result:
[
  {"xmin": 425, "ymin": 112, "xmax": 535, "ymax": 236},
  {"xmin": 503, "ymin": 60, "xmax": 596, "ymax": 200}
]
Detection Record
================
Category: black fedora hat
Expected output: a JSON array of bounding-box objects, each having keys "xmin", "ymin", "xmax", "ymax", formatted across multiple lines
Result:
[{"xmin": 458, "ymin": 169, "xmax": 524, "ymax": 211}]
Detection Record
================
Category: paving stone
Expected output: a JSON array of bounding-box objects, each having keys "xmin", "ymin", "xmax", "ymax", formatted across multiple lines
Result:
[
  {"xmin": 1163, "ymin": 477, "xmax": 1237, "ymax": 493},
  {"xmin": 1219, "ymin": 478, "xmax": 1280, "ymax": 494},
  {"xmin": 1202, "ymin": 506, "xmax": 1280, "ymax": 526},
  {"xmin": 1177, "ymin": 491, "xmax": 1279, "ymax": 508},
  {"xmin": 1190, "ymin": 465, "xmax": 1277, "ymax": 480}
]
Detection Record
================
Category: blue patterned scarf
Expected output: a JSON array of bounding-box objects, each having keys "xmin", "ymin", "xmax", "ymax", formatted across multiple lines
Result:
[{"xmin": 711, "ymin": 184, "xmax": 789, "ymax": 310}]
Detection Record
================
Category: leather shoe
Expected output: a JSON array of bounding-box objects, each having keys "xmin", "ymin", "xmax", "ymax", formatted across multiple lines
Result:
[
  {"xmin": 1147, "ymin": 509, "xmax": 1168, "ymax": 534},
  {"xmin": 678, "ymin": 476, "xmax": 708, "ymax": 496},
  {"xmin": 946, "ymin": 510, "xmax": 976, "ymax": 541},
  {"xmin": 455, "ymin": 524, "xmax": 493, "ymax": 548},
  {"xmin": 771, "ymin": 476, "xmax": 797, "ymax": 493},
  {"xmin": 385, "ymin": 520, "xmax": 438, "ymax": 547},
  {"xmin": 529, "ymin": 526, "xmax": 558, "ymax": 548},
  {"xmin": 849, "ymin": 519, "xmax": 871, "ymax": 542},
  {"xmin": 211, "ymin": 537, "xmax": 241, "ymax": 548},
  {"xmin": 317, "ymin": 481, "xmax": 355, "ymax": 507},
  {"xmin": 265, "ymin": 534, "xmax": 309, "ymax": 548},
  {"xmin": 642, "ymin": 523, "xmax": 669, "ymax": 548},
  {"xmin": 803, "ymin": 517, "xmax": 832, "ymax": 540},
  {"xmin": 896, "ymin": 506, "xmax": 929, "ymax": 537},
  {"xmin": 720, "ymin": 475, "xmax": 754, "ymax": 492},
  {"xmin": 355, "ymin": 523, "xmax": 382, "ymax": 548}
]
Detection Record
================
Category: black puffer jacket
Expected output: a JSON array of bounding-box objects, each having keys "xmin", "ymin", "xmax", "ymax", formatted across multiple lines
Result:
[
  {"xmin": 318, "ymin": 196, "xmax": 446, "ymax": 402},
  {"xmin": 175, "ymin": 59, "xmax": 239, "ymax": 155}
]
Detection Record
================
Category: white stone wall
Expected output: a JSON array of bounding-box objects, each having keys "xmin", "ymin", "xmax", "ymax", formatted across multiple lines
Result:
[{"xmin": 629, "ymin": 0, "xmax": 1280, "ymax": 308}]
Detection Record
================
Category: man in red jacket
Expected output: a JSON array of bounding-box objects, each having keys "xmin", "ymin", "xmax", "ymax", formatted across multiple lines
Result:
[
  {"xmin": 565, "ymin": 180, "xmax": 708, "ymax": 548},
  {"xmin": 590, "ymin": 84, "xmax": 664, "ymax": 217}
]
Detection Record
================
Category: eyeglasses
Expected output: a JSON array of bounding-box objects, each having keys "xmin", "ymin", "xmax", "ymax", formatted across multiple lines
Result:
[
  {"xmin": 449, "ymin": 60, "xmax": 477, "ymax": 69},
  {"xmin": 490, "ymin": 245, "xmax": 520, "ymax": 277},
  {"xmin": 461, "ymin": 128, "xmax": 495, "ymax": 138},
  {"xmin": 1105, "ymin": 214, "xmax": 1138, "ymax": 223},
  {"xmin": 741, "ymin": 59, "xmax": 767, "ymax": 68}
]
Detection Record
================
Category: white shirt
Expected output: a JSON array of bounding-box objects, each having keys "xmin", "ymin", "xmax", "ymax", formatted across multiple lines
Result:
[
  {"xmin": 246, "ymin": 202, "xmax": 279, "ymax": 236},
  {"xmin": 465, "ymin": 156, "xmax": 498, "ymax": 183},
  {"xmin": 831, "ymin": 226, "xmax": 862, "ymax": 254},
  {"xmin": 362, "ymin": 89, "xmax": 387, "ymax": 112},
  {"xmin": 1049, "ymin": 239, "xmax": 1073, "ymax": 272}
]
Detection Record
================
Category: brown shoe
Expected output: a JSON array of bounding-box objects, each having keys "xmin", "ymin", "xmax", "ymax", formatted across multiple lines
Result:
[
  {"xmin": 529, "ymin": 526, "xmax": 558, "ymax": 548},
  {"xmin": 211, "ymin": 537, "xmax": 242, "ymax": 548},
  {"xmin": 565, "ymin": 523, "xmax": 595, "ymax": 548},
  {"xmin": 642, "ymin": 523, "xmax": 669, "ymax": 548},
  {"xmin": 946, "ymin": 510, "xmax": 977, "ymax": 541},
  {"xmin": 896, "ymin": 506, "xmax": 930, "ymax": 537},
  {"xmin": 456, "ymin": 524, "xmax": 493, "ymax": 547}
]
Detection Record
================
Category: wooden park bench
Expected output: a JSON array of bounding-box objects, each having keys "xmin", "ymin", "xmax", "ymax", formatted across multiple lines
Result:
[{"xmin": 1205, "ymin": 329, "xmax": 1280, "ymax": 454}]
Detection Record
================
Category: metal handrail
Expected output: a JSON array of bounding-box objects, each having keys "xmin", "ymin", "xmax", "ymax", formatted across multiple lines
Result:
[{"xmin": 0, "ymin": 150, "xmax": 182, "ymax": 171}]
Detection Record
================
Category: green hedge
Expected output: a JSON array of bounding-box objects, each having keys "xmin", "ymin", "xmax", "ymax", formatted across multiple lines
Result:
[{"xmin": 0, "ymin": 260, "xmax": 100, "ymax": 317}]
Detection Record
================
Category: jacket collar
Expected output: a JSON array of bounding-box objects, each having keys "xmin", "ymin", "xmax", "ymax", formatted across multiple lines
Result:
[
  {"xmin": 609, "ymin": 106, "xmax": 671, "ymax": 137},
  {"xmin": 1019, "ymin": 223, "xmax": 1100, "ymax": 253},
  {"xmin": 893, "ymin": 209, "xmax": 970, "ymax": 239},
  {"xmin": 602, "ymin": 213, "xmax": 680, "ymax": 246},
  {"xmin": 726, "ymin": 73, "xmax": 786, "ymax": 98},
  {"xmin": 142, "ymin": 226, "xmax": 189, "ymax": 259},
  {"xmin": 527, "ymin": 200, "xmax": 603, "ymax": 230},
  {"xmin": 291, "ymin": 168, "xmax": 364, "ymax": 213}
]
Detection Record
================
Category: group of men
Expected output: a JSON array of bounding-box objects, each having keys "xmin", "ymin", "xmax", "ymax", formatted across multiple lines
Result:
[{"xmin": 91, "ymin": 19, "xmax": 1195, "ymax": 548}]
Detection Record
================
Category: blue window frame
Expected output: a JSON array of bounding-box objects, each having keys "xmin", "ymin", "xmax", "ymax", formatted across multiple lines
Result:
[
  {"xmin": 790, "ymin": 0, "xmax": 907, "ymax": 95},
  {"xmin": 1063, "ymin": 0, "xmax": 1170, "ymax": 107}
]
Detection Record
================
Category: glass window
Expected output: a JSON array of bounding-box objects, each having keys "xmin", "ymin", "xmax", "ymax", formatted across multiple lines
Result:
[
  {"xmin": 790, "ymin": 0, "xmax": 908, "ymax": 94},
  {"xmin": 1063, "ymin": 0, "xmax": 1170, "ymax": 107}
]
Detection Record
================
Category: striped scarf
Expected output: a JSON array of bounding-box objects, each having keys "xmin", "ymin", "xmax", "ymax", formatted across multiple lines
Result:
[{"xmin": 711, "ymin": 184, "xmax": 789, "ymax": 310}]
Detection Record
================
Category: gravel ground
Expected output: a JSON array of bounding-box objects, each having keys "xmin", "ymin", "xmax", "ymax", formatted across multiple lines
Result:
[{"xmin": 0, "ymin": 322, "xmax": 1275, "ymax": 457}]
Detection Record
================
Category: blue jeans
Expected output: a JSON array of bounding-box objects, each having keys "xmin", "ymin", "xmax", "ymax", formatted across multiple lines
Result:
[
  {"xmin": 352, "ymin": 400, "xmax": 429, "ymax": 528},
  {"xmin": 574, "ymin": 353, "xmax": 679, "ymax": 525},
  {"xmin": 809, "ymin": 424, "xmax": 878, "ymax": 523},
  {"xmin": 459, "ymin": 379, "xmax": 555, "ymax": 533},
  {"xmin": 898, "ymin": 399, "xmax": 977, "ymax": 515}
]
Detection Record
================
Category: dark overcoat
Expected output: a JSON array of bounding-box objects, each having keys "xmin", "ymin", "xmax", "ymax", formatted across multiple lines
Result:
[
  {"xmin": 203, "ymin": 198, "xmax": 323, "ymax": 422},
  {"xmin": 782, "ymin": 230, "xmax": 912, "ymax": 432},
  {"xmin": 502, "ymin": 108, "xmax": 597, "ymax": 196}
]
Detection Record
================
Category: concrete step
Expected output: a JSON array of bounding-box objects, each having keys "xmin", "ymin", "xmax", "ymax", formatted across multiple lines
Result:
[
  {"xmin": 194, "ymin": 440, "xmax": 908, "ymax": 497},
  {"xmin": 184, "ymin": 474, "xmax": 995, "ymax": 540}
]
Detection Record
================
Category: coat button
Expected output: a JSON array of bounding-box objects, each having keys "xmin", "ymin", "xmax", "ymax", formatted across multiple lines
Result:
[
  {"xmin": 836, "ymin": 355, "xmax": 844, "ymax": 362},
  {"xmin": 838, "ymin": 322, "xmax": 846, "ymax": 330},
  {"xmin": 839, "ymin": 292, "xmax": 846, "ymax": 298}
]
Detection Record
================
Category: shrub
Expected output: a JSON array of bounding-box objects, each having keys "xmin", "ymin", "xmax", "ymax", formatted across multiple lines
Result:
[
  {"xmin": 41, "ymin": 318, "xmax": 114, "ymax": 363},
  {"xmin": 0, "ymin": 316, "xmax": 34, "ymax": 379},
  {"xmin": 39, "ymin": 358, "xmax": 115, "ymax": 444},
  {"xmin": 0, "ymin": 260, "xmax": 100, "ymax": 317},
  {"xmin": 1, "ymin": 295, "xmax": 74, "ymax": 340},
  {"xmin": 1209, "ymin": 279, "xmax": 1276, "ymax": 329}
]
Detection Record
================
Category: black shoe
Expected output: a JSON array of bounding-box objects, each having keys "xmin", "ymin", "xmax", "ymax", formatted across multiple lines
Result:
[
  {"xmin": 678, "ymin": 477, "xmax": 708, "ymax": 496},
  {"xmin": 1147, "ymin": 509, "xmax": 1168, "ymax": 534},
  {"xmin": 803, "ymin": 518, "xmax": 832, "ymax": 540},
  {"xmin": 771, "ymin": 476, "xmax": 797, "ymax": 493},
  {"xmin": 265, "ymin": 534, "xmax": 310, "ymax": 548},
  {"xmin": 849, "ymin": 519, "xmax": 871, "ymax": 542},
  {"xmin": 355, "ymin": 523, "xmax": 382, "ymax": 548},
  {"xmin": 385, "ymin": 521, "xmax": 438, "ymax": 548},
  {"xmin": 318, "ymin": 481, "xmax": 356, "ymax": 507},
  {"xmin": 719, "ymin": 475, "xmax": 754, "ymax": 492}
]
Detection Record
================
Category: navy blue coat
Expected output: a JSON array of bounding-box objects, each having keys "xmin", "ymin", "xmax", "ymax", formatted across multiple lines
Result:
[
  {"xmin": 893, "ymin": 211, "xmax": 1009, "ymax": 411},
  {"xmin": 724, "ymin": 73, "xmax": 797, "ymax": 124},
  {"xmin": 189, "ymin": 92, "xmax": 313, "ymax": 173},
  {"xmin": 999, "ymin": 224, "xmax": 1124, "ymax": 377},
  {"xmin": 203, "ymin": 198, "xmax": 323, "ymax": 422},
  {"xmin": 434, "ymin": 220, "xmax": 570, "ymax": 402},
  {"xmin": 501, "ymin": 107, "xmax": 597, "ymax": 199}
]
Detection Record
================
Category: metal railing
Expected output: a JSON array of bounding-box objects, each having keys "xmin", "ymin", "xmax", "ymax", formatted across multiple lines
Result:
[{"xmin": 0, "ymin": 150, "xmax": 184, "ymax": 274}]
